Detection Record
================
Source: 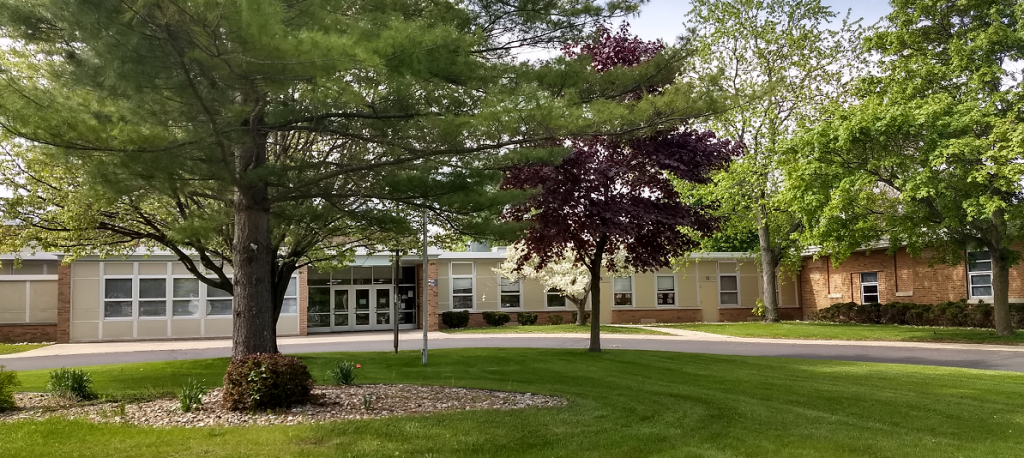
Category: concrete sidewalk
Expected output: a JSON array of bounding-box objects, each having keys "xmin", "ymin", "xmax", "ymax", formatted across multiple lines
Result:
[{"xmin": 6, "ymin": 325, "xmax": 1024, "ymax": 359}]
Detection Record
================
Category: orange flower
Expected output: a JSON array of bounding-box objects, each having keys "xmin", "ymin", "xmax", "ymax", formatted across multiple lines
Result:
[{"xmin": 356, "ymin": 364, "xmax": 362, "ymax": 369}]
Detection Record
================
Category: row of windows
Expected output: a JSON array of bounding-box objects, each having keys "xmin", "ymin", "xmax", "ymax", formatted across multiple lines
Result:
[
  {"xmin": 452, "ymin": 269, "xmax": 741, "ymax": 310},
  {"xmin": 858, "ymin": 251, "xmax": 993, "ymax": 304},
  {"xmin": 102, "ymin": 276, "xmax": 298, "ymax": 320}
]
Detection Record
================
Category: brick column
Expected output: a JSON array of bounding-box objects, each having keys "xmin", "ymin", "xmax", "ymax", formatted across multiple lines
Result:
[
  {"xmin": 298, "ymin": 265, "xmax": 308, "ymax": 336},
  {"xmin": 56, "ymin": 263, "xmax": 71, "ymax": 343},
  {"xmin": 427, "ymin": 260, "xmax": 439, "ymax": 331}
]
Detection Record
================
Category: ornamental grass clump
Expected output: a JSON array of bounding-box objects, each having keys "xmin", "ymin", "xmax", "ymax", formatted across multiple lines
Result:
[
  {"xmin": 179, "ymin": 377, "xmax": 207, "ymax": 413},
  {"xmin": 326, "ymin": 361, "xmax": 360, "ymax": 386},
  {"xmin": 222, "ymin": 353, "xmax": 314, "ymax": 412},
  {"xmin": 46, "ymin": 367, "xmax": 96, "ymax": 402},
  {"xmin": 0, "ymin": 365, "xmax": 20, "ymax": 412}
]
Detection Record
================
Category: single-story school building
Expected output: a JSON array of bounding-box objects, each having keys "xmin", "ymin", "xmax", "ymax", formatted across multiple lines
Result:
[{"xmin": 1, "ymin": 243, "xmax": 1012, "ymax": 343}]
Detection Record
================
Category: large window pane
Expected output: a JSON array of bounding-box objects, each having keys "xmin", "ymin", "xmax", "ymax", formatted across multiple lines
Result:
[
  {"xmin": 499, "ymin": 277, "xmax": 520, "ymax": 293},
  {"xmin": 308, "ymin": 288, "xmax": 330, "ymax": 313},
  {"xmin": 173, "ymin": 299, "xmax": 200, "ymax": 317},
  {"xmin": 969, "ymin": 261, "xmax": 992, "ymax": 273},
  {"xmin": 352, "ymin": 267, "xmax": 373, "ymax": 285},
  {"xmin": 972, "ymin": 286, "xmax": 993, "ymax": 297},
  {"xmin": 860, "ymin": 272, "xmax": 878, "ymax": 283},
  {"xmin": 139, "ymin": 300, "xmax": 167, "ymax": 317},
  {"xmin": 720, "ymin": 292, "xmax": 738, "ymax": 305},
  {"xmin": 139, "ymin": 279, "xmax": 166, "ymax": 299},
  {"xmin": 614, "ymin": 292, "xmax": 632, "ymax": 306},
  {"xmin": 863, "ymin": 285, "xmax": 878, "ymax": 294},
  {"xmin": 207, "ymin": 299, "xmax": 232, "ymax": 316},
  {"xmin": 104, "ymin": 301, "xmax": 132, "ymax": 318},
  {"xmin": 285, "ymin": 278, "xmax": 297, "ymax": 297},
  {"xmin": 453, "ymin": 278, "xmax": 473, "ymax": 294},
  {"xmin": 863, "ymin": 294, "xmax": 880, "ymax": 304},
  {"xmin": 105, "ymin": 279, "xmax": 132, "ymax": 299},
  {"xmin": 173, "ymin": 278, "xmax": 199, "ymax": 298},
  {"xmin": 207, "ymin": 285, "xmax": 231, "ymax": 298},
  {"xmin": 372, "ymin": 266, "xmax": 394, "ymax": 284},
  {"xmin": 613, "ymin": 277, "xmax": 632, "ymax": 293},
  {"xmin": 452, "ymin": 296, "xmax": 473, "ymax": 309},
  {"xmin": 657, "ymin": 276, "xmax": 675, "ymax": 291},
  {"xmin": 500, "ymin": 295, "xmax": 521, "ymax": 308},
  {"xmin": 720, "ymin": 276, "xmax": 738, "ymax": 291},
  {"xmin": 546, "ymin": 292, "xmax": 566, "ymax": 308},
  {"xmin": 281, "ymin": 298, "xmax": 298, "ymax": 314}
]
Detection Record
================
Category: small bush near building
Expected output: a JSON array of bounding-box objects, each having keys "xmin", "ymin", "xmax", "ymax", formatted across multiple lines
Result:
[
  {"xmin": 326, "ymin": 360, "xmax": 359, "ymax": 386},
  {"xmin": 571, "ymin": 311, "xmax": 591, "ymax": 325},
  {"xmin": 482, "ymin": 311, "xmax": 511, "ymax": 327},
  {"xmin": 517, "ymin": 312, "xmax": 538, "ymax": 326},
  {"xmin": 46, "ymin": 367, "xmax": 97, "ymax": 401},
  {"xmin": 441, "ymin": 310, "xmax": 471, "ymax": 329},
  {"xmin": 548, "ymin": 314, "xmax": 564, "ymax": 325},
  {"xmin": 0, "ymin": 365, "xmax": 20, "ymax": 412},
  {"xmin": 179, "ymin": 378, "xmax": 207, "ymax": 413},
  {"xmin": 814, "ymin": 300, "xmax": 1024, "ymax": 328},
  {"xmin": 222, "ymin": 353, "xmax": 314, "ymax": 412}
]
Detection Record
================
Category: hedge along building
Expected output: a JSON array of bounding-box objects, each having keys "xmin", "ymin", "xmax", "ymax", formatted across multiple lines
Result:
[
  {"xmin": 799, "ymin": 244, "xmax": 1020, "ymax": 315},
  {"xmin": 0, "ymin": 248, "xmax": 803, "ymax": 344}
]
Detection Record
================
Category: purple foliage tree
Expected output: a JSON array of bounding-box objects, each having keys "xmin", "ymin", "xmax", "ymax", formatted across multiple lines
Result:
[{"xmin": 503, "ymin": 25, "xmax": 740, "ymax": 352}]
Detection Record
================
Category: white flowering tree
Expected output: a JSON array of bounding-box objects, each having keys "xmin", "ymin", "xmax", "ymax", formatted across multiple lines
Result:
[{"xmin": 495, "ymin": 242, "xmax": 635, "ymax": 325}]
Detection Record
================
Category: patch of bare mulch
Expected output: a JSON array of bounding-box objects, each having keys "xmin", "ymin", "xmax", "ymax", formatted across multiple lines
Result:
[{"xmin": 0, "ymin": 385, "xmax": 565, "ymax": 427}]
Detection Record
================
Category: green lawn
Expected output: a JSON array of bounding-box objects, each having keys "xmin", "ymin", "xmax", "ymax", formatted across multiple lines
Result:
[
  {"xmin": 4, "ymin": 349, "xmax": 1024, "ymax": 457},
  {"xmin": 663, "ymin": 321, "xmax": 1024, "ymax": 344},
  {"xmin": 442, "ymin": 324, "xmax": 668, "ymax": 335},
  {"xmin": 0, "ymin": 343, "xmax": 49, "ymax": 356}
]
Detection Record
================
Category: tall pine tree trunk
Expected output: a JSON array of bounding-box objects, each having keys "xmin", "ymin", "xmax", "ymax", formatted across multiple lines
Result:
[
  {"xmin": 991, "ymin": 248, "xmax": 1013, "ymax": 336},
  {"xmin": 756, "ymin": 204, "xmax": 780, "ymax": 323},
  {"xmin": 588, "ymin": 236, "xmax": 608, "ymax": 353},
  {"xmin": 231, "ymin": 109, "xmax": 279, "ymax": 357}
]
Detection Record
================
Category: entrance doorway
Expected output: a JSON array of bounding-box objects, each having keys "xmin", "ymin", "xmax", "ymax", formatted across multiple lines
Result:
[{"xmin": 307, "ymin": 265, "xmax": 419, "ymax": 333}]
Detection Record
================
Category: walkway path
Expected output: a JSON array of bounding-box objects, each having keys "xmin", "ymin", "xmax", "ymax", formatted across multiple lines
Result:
[{"xmin": 4, "ymin": 328, "xmax": 1024, "ymax": 372}]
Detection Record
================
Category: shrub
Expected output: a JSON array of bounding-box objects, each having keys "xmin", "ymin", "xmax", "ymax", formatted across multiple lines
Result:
[
  {"xmin": 813, "ymin": 299, "xmax": 1024, "ymax": 329},
  {"xmin": 326, "ymin": 360, "xmax": 359, "ymax": 386},
  {"xmin": 222, "ymin": 353, "xmax": 314, "ymax": 412},
  {"xmin": 571, "ymin": 311, "xmax": 591, "ymax": 325},
  {"xmin": 516, "ymin": 312, "xmax": 538, "ymax": 326},
  {"xmin": 441, "ymin": 310, "xmax": 471, "ymax": 329},
  {"xmin": 179, "ymin": 378, "xmax": 207, "ymax": 413},
  {"xmin": 482, "ymin": 311, "xmax": 511, "ymax": 327},
  {"xmin": 46, "ymin": 368, "xmax": 96, "ymax": 401},
  {"xmin": 0, "ymin": 365, "xmax": 20, "ymax": 412},
  {"xmin": 547, "ymin": 314, "xmax": 564, "ymax": 325}
]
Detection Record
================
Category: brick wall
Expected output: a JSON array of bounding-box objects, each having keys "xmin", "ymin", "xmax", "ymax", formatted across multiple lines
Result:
[
  {"xmin": 0, "ymin": 323, "xmax": 58, "ymax": 343},
  {"xmin": 612, "ymin": 308, "xmax": 702, "ymax": 324}
]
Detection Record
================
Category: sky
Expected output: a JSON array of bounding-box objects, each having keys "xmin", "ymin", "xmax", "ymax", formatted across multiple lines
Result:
[{"xmin": 627, "ymin": 0, "xmax": 894, "ymax": 44}]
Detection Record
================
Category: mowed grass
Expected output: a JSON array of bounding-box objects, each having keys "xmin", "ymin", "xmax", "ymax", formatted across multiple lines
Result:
[
  {"xmin": 4, "ymin": 348, "xmax": 1024, "ymax": 458},
  {"xmin": 442, "ymin": 324, "xmax": 668, "ymax": 335},
  {"xmin": 0, "ymin": 343, "xmax": 49, "ymax": 356},
  {"xmin": 663, "ymin": 321, "xmax": 1024, "ymax": 344}
]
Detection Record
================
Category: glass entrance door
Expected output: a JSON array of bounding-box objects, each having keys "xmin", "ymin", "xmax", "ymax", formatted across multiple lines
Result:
[
  {"xmin": 331, "ymin": 289, "xmax": 350, "ymax": 331},
  {"xmin": 318, "ymin": 285, "xmax": 418, "ymax": 332}
]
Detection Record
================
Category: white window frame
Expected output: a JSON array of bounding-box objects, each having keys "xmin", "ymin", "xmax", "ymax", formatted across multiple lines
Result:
[
  {"xmin": 968, "ymin": 250, "xmax": 993, "ymax": 298},
  {"xmin": 205, "ymin": 282, "xmax": 234, "ymax": 318},
  {"xmin": 136, "ymin": 275, "xmax": 170, "ymax": 319},
  {"xmin": 860, "ymin": 272, "xmax": 880, "ymax": 304},
  {"xmin": 545, "ymin": 287, "xmax": 568, "ymax": 308},
  {"xmin": 450, "ymin": 262, "xmax": 475, "ymax": 310},
  {"xmin": 281, "ymin": 277, "xmax": 300, "ymax": 315},
  {"xmin": 171, "ymin": 276, "xmax": 204, "ymax": 320},
  {"xmin": 719, "ymin": 273, "xmax": 739, "ymax": 307},
  {"xmin": 499, "ymin": 277, "xmax": 522, "ymax": 309},
  {"xmin": 656, "ymin": 275, "xmax": 676, "ymax": 307},
  {"xmin": 613, "ymin": 276, "xmax": 633, "ymax": 307},
  {"xmin": 102, "ymin": 276, "xmax": 136, "ymax": 321}
]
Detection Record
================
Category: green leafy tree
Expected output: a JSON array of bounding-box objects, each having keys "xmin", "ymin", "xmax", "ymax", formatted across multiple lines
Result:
[
  {"xmin": 682, "ymin": 0, "xmax": 865, "ymax": 322},
  {"xmin": 787, "ymin": 0, "xmax": 1024, "ymax": 335},
  {"xmin": 0, "ymin": 0, "xmax": 698, "ymax": 356}
]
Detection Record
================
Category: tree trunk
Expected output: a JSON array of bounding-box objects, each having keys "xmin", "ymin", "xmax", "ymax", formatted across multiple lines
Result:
[
  {"xmin": 230, "ymin": 108, "xmax": 278, "ymax": 357},
  {"xmin": 574, "ymin": 302, "xmax": 587, "ymax": 326},
  {"xmin": 588, "ymin": 236, "xmax": 608, "ymax": 353},
  {"xmin": 756, "ymin": 204, "xmax": 780, "ymax": 323},
  {"xmin": 991, "ymin": 249, "xmax": 1013, "ymax": 336}
]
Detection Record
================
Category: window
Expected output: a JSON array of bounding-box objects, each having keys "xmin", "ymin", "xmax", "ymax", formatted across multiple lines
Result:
[
  {"xmin": 207, "ymin": 285, "xmax": 233, "ymax": 316},
  {"xmin": 172, "ymin": 278, "xmax": 200, "ymax": 317},
  {"xmin": 281, "ymin": 278, "xmax": 298, "ymax": 314},
  {"xmin": 451, "ymin": 262, "xmax": 474, "ymax": 309},
  {"xmin": 613, "ymin": 277, "xmax": 633, "ymax": 306},
  {"xmin": 656, "ymin": 275, "xmax": 676, "ymax": 306},
  {"xmin": 719, "ymin": 274, "xmax": 738, "ymax": 306},
  {"xmin": 861, "ymin": 272, "xmax": 879, "ymax": 304},
  {"xmin": 499, "ymin": 277, "xmax": 521, "ymax": 308},
  {"xmin": 104, "ymin": 278, "xmax": 133, "ymax": 319},
  {"xmin": 138, "ymin": 278, "xmax": 168, "ymax": 318},
  {"xmin": 968, "ymin": 251, "xmax": 992, "ymax": 297},
  {"xmin": 546, "ymin": 288, "xmax": 567, "ymax": 308}
]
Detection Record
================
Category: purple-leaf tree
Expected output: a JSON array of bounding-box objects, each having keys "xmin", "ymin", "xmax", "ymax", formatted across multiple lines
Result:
[{"xmin": 503, "ymin": 25, "xmax": 740, "ymax": 352}]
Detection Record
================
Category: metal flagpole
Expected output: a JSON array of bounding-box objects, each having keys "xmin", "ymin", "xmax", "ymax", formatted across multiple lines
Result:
[
  {"xmin": 393, "ymin": 250, "xmax": 399, "ymax": 354},
  {"xmin": 422, "ymin": 209, "xmax": 429, "ymax": 365}
]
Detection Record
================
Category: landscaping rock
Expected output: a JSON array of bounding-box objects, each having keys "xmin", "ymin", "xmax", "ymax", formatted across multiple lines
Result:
[{"xmin": 1, "ymin": 385, "xmax": 565, "ymax": 427}]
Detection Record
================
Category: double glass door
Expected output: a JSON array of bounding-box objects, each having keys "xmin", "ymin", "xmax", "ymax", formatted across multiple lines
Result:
[{"xmin": 308, "ymin": 285, "xmax": 417, "ymax": 332}]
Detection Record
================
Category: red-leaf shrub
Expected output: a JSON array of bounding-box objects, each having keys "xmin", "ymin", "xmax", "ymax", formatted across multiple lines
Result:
[{"xmin": 222, "ymin": 353, "xmax": 314, "ymax": 411}]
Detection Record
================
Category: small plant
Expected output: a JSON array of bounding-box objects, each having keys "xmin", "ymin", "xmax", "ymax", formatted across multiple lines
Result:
[
  {"xmin": 547, "ymin": 314, "xmax": 564, "ymax": 325},
  {"xmin": 222, "ymin": 353, "xmax": 314, "ymax": 412},
  {"xmin": 46, "ymin": 367, "xmax": 96, "ymax": 401},
  {"xmin": 482, "ymin": 311, "xmax": 511, "ymax": 327},
  {"xmin": 0, "ymin": 365, "xmax": 21, "ymax": 412},
  {"xmin": 516, "ymin": 312, "xmax": 538, "ymax": 326},
  {"xmin": 326, "ymin": 361, "xmax": 360, "ymax": 386},
  {"xmin": 362, "ymin": 394, "xmax": 374, "ymax": 410},
  {"xmin": 571, "ymin": 311, "xmax": 591, "ymax": 325},
  {"xmin": 179, "ymin": 378, "xmax": 207, "ymax": 413},
  {"xmin": 441, "ymin": 310, "xmax": 471, "ymax": 328},
  {"xmin": 752, "ymin": 298, "xmax": 766, "ymax": 317}
]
